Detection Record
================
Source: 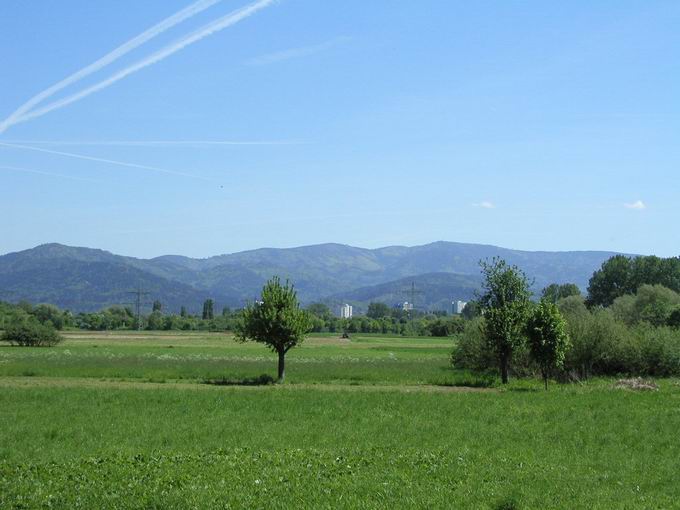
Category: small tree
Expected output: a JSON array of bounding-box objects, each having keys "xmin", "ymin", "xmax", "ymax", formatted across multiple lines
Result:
[
  {"xmin": 526, "ymin": 301, "xmax": 570, "ymax": 390},
  {"xmin": 235, "ymin": 277, "xmax": 312, "ymax": 383},
  {"xmin": 479, "ymin": 258, "xmax": 532, "ymax": 384},
  {"xmin": 2, "ymin": 318, "xmax": 63, "ymax": 347},
  {"xmin": 202, "ymin": 299, "xmax": 214, "ymax": 320},
  {"xmin": 152, "ymin": 300, "xmax": 162, "ymax": 313},
  {"xmin": 541, "ymin": 283, "xmax": 581, "ymax": 304},
  {"xmin": 366, "ymin": 302, "xmax": 391, "ymax": 319}
]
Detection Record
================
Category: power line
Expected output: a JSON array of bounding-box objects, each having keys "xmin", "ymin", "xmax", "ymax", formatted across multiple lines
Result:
[
  {"xmin": 124, "ymin": 287, "xmax": 152, "ymax": 330},
  {"xmin": 402, "ymin": 281, "xmax": 424, "ymax": 325}
]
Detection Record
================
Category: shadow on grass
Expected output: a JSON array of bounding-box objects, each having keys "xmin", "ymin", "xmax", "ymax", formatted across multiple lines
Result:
[
  {"xmin": 434, "ymin": 368, "xmax": 498, "ymax": 388},
  {"xmin": 202, "ymin": 374, "xmax": 276, "ymax": 387},
  {"xmin": 435, "ymin": 378, "xmax": 497, "ymax": 389}
]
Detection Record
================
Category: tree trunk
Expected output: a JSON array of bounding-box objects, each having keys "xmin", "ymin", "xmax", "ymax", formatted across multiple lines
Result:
[
  {"xmin": 544, "ymin": 372, "xmax": 548, "ymax": 391},
  {"xmin": 500, "ymin": 355, "xmax": 509, "ymax": 384},
  {"xmin": 277, "ymin": 350, "xmax": 285, "ymax": 383}
]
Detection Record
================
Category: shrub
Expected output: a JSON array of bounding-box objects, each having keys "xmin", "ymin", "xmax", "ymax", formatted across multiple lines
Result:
[
  {"xmin": 451, "ymin": 318, "xmax": 534, "ymax": 377},
  {"xmin": 1, "ymin": 319, "xmax": 63, "ymax": 346},
  {"xmin": 452, "ymin": 318, "xmax": 491, "ymax": 372}
]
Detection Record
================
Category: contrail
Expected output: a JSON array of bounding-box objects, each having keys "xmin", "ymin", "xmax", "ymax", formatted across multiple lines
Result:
[
  {"xmin": 0, "ymin": 141, "xmax": 216, "ymax": 182},
  {"xmin": 0, "ymin": 164, "xmax": 103, "ymax": 183},
  {"xmin": 0, "ymin": 139, "xmax": 304, "ymax": 147},
  {"xmin": 0, "ymin": 0, "xmax": 224, "ymax": 134},
  {"xmin": 8, "ymin": 0, "xmax": 277, "ymax": 130}
]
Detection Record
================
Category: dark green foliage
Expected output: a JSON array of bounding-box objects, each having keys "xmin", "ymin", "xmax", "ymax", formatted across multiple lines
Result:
[
  {"xmin": 202, "ymin": 299, "xmax": 214, "ymax": 321},
  {"xmin": 75, "ymin": 306, "xmax": 134, "ymax": 330},
  {"xmin": 611, "ymin": 284, "xmax": 680, "ymax": 327},
  {"xmin": 146, "ymin": 311, "xmax": 164, "ymax": 331},
  {"xmin": 1, "ymin": 318, "xmax": 62, "ymax": 346},
  {"xmin": 587, "ymin": 255, "xmax": 680, "ymax": 307},
  {"xmin": 667, "ymin": 308, "xmax": 680, "ymax": 329},
  {"xmin": 152, "ymin": 300, "xmax": 162, "ymax": 312},
  {"xmin": 526, "ymin": 301, "xmax": 570, "ymax": 389},
  {"xmin": 541, "ymin": 283, "xmax": 581, "ymax": 303},
  {"xmin": 451, "ymin": 318, "xmax": 496, "ymax": 373},
  {"xmin": 366, "ymin": 302, "xmax": 391, "ymax": 319},
  {"xmin": 461, "ymin": 300, "xmax": 481, "ymax": 320},
  {"xmin": 235, "ymin": 277, "xmax": 312, "ymax": 382},
  {"xmin": 306, "ymin": 303, "xmax": 332, "ymax": 319},
  {"xmin": 479, "ymin": 258, "xmax": 532, "ymax": 383}
]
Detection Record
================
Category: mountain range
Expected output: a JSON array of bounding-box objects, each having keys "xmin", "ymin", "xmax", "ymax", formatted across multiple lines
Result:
[{"xmin": 0, "ymin": 242, "xmax": 622, "ymax": 313}]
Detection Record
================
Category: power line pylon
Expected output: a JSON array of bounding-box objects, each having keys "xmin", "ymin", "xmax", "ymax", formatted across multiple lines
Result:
[
  {"xmin": 402, "ymin": 281, "xmax": 424, "ymax": 325},
  {"xmin": 126, "ymin": 287, "xmax": 151, "ymax": 330}
]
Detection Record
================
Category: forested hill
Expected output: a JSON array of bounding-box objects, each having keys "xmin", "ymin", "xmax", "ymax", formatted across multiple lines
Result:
[{"xmin": 0, "ymin": 242, "xmax": 623, "ymax": 312}]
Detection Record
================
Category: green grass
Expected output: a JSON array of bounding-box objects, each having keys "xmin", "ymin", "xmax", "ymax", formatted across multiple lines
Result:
[
  {"xmin": 0, "ymin": 332, "xmax": 461, "ymax": 385},
  {"xmin": 1, "ymin": 331, "xmax": 679, "ymax": 508}
]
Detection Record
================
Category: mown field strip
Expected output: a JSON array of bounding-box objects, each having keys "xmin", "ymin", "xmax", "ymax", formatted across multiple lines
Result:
[{"xmin": 0, "ymin": 375, "xmax": 492, "ymax": 393}]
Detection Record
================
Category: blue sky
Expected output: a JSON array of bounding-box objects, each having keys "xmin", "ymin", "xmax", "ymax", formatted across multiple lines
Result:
[{"xmin": 1, "ymin": 0, "xmax": 678, "ymax": 258}]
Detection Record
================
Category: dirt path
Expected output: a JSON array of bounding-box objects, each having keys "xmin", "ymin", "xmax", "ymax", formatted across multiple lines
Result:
[{"xmin": 0, "ymin": 376, "xmax": 494, "ymax": 394}]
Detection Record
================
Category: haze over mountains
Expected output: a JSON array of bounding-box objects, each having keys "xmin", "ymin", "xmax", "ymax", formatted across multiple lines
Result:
[{"xmin": 0, "ymin": 242, "xmax": 622, "ymax": 313}]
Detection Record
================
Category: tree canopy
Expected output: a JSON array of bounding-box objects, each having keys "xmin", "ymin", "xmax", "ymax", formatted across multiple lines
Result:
[
  {"xmin": 479, "ymin": 258, "xmax": 532, "ymax": 384},
  {"xmin": 541, "ymin": 283, "xmax": 581, "ymax": 303},
  {"xmin": 235, "ymin": 277, "xmax": 312, "ymax": 383},
  {"xmin": 587, "ymin": 255, "xmax": 680, "ymax": 307},
  {"xmin": 526, "ymin": 300, "xmax": 570, "ymax": 389}
]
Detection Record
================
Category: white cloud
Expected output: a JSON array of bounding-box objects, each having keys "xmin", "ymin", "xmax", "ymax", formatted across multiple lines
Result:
[
  {"xmin": 624, "ymin": 200, "xmax": 646, "ymax": 210},
  {"xmin": 473, "ymin": 201, "xmax": 495, "ymax": 209}
]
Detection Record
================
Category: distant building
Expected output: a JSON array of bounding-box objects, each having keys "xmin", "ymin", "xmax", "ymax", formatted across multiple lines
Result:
[
  {"xmin": 340, "ymin": 303, "xmax": 353, "ymax": 319},
  {"xmin": 453, "ymin": 300, "xmax": 467, "ymax": 315},
  {"xmin": 402, "ymin": 301, "xmax": 414, "ymax": 312}
]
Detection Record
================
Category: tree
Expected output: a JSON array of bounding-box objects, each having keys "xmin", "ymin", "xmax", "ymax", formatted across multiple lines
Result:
[
  {"xmin": 587, "ymin": 255, "xmax": 680, "ymax": 307},
  {"xmin": 202, "ymin": 299, "xmax": 214, "ymax": 320},
  {"xmin": 147, "ymin": 311, "xmax": 164, "ymax": 330},
  {"xmin": 32, "ymin": 303, "xmax": 65, "ymax": 330},
  {"xmin": 366, "ymin": 302, "xmax": 391, "ymax": 319},
  {"xmin": 526, "ymin": 301, "xmax": 570, "ymax": 390},
  {"xmin": 2, "ymin": 318, "xmax": 62, "ymax": 347},
  {"xmin": 235, "ymin": 277, "xmax": 312, "ymax": 383},
  {"xmin": 152, "ymin": 300, "xmax": 162, "ymax": 313},
  {"xmin": 306, "ymin": 303, "xmax": 331, "ymax": 319},
  {"xmin": 462, "ymin": 300, "xmax": 481, "ymax": 320},
  {"xmin": 479, "ymin": 258, "xmax": 532, "ymax": 384},
  {"xmin": 587, "ymin": 255, "xmax": 634, "ymax": 307},
  {"xmin": 541, "ymin": 283, "xmax": 581, "ymax": 304},
  {"xmin": 180, "ymin": 306, "xmax": 187, "ymax": 318},
  {"xmin": 613, "ymin": 284, "xmax": 680, "ymax": 326},
  {"xmin": 668, "ymin": 308, "xmax": 680, "ymax": 329}
]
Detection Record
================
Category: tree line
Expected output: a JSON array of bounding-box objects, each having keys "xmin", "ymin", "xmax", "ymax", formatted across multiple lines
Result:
[
  {"xmin": 3, "ymin": 252, "xmax": 680, "ymax": 386},
  {"xmin": 454, "ymin": 254, "xmax": 680, "ymax": 385}
]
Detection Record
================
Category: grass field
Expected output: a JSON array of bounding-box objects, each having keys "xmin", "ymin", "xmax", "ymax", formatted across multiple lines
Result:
[{"xmin": 1, "ymin": 331, "xmax": 679, "ymax": 509}]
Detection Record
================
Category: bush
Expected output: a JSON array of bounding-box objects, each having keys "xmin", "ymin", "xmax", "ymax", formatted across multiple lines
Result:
[
  {"xmin": 451, "ymin": 318, "xmax": 493, "ymax": 372},
  {"xmin": 454, "ymin": 296, "xmax": 680, "ymax": 380},
  {"xmin": 1, "ymin": 319, "xmax": 63, "ymax": 346},
  {"xmin": 451, "ymin": 318, "xmax": 534, "ymax": 377}
]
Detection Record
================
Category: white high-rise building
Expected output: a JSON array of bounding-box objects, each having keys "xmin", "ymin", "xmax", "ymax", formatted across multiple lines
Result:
[
  {"xmin": 453, "ymin": 300, "xmax": 467, "ymax": 315},
  {"xmin": 340, "ymin": 303, "xmax": 353, "ymax": 319}
]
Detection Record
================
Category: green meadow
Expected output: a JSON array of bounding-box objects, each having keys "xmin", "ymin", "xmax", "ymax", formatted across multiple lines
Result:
[{"xmin": 1, "ymin": 331, "xmax": 679, "ymax": 509}]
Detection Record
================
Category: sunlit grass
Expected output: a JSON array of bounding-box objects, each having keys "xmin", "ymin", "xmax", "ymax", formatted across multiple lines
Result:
[{"xmin": 1, "ymin": 331, "xmax": 679, "ymax": 508}]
